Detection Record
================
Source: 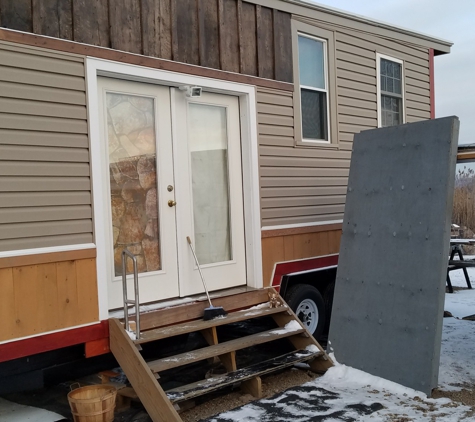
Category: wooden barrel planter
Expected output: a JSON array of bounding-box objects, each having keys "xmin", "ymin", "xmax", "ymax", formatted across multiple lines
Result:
[{"xmin": 67, "ymin": 385, "xmax": 117, "ymax": 422}]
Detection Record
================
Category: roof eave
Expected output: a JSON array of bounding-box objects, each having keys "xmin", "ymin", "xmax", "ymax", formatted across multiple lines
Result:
[{"xmin": 262, "ymin": 0, "xmax": 453, "ymax": 54}]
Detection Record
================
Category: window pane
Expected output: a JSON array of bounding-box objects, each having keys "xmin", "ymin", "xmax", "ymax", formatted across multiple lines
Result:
[
  {"xmin": 188, "ymin": 103, "xmax": 231, "ymax": 265},
  {"xmin": 381, "ymin": 94, "xmax": 401, "ymax": 127},
  {"xmin": 301, "ymin": 89, "xmax": 327, "ymax": 140},
  {"xmin": 380, "ymin": 58, "xmax": 402, "ymax": 95},
  {"xmin": 298, "ymin": 35, "xmax": 325, "ymax": 89},
  {"xmin": 106, "ymin": 93, "xmax": 161, "ymax": 276},
  {"xmin": 380, "ymin": 75, "xmax": 387, "ymax": 92}
]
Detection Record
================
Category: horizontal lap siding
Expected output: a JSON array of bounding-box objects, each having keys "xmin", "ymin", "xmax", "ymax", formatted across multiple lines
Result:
[
  {"xmin": 0, "ymin": 42, "xmax": 92, "ymax": 252},
  {"xmin": 257, "ymin": 87, "xmax": 348, "ymax": 227},
  {"xmin": 334, "ymin": 29, "xmax": 430, "ymax": 133},
  {"xmin": 258, "ymin": 21, "xmax": 431, "ymax": 228}
]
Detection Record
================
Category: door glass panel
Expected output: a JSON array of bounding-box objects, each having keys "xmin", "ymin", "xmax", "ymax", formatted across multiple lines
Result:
[
  {"xmin": 188, "ymin": 103, "xmax": 231, "ymax": 265},
  {"xmin": 106, "ymin": 93, "xmax": 161, "ymax": 276}
]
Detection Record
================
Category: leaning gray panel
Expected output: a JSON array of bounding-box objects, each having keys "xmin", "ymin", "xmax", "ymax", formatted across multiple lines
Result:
[{"xmin": 328, "ymin": 117, "xmax": 459, "ymax": 395}]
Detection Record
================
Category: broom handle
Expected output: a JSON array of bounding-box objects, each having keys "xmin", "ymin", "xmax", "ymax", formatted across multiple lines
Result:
[{"xmin": 186, "ymin": 236, "xmax": 213, "ymax": 308}]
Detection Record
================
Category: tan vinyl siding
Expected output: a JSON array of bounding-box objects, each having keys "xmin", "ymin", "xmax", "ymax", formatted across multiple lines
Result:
[
  {"xmin": 259, "ymin": 17, "xmax": 432, "ymax": 228},
  {"xmin": 0, "ymin": 42, "xmax": 92, "ymax": 252},
  {"xmin": 331, "ymin": 26, "xmax": 431, "ymax": 126},
  {"xmin": 257, "ymin": 87, "xmax": 348, "ymax": 227}
]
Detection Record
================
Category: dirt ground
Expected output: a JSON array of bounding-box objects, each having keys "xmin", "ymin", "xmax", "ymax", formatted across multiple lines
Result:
[
  {"xmin": 177, "ymin": 371, "xmax": 475, "ymax": 422},
  {"xmin": 180, "ymin": 366, "xmax": 319, "ymax": 422}
]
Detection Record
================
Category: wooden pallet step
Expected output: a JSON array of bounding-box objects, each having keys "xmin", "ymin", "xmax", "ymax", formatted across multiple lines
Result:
[
  {"xmin": 136, "ymin": 305, "xmax": 290, "ymax": 344},
  {"xmin": 165, "ymin": 349, "xmax": 322, "ymax": 403},
  {"xmin": 136, "ymin": 289, "xmax": 271, "ymax": 332},
  {"xmin": 148, "ymin": 325, "xmax": 306, "ymax": 373}
]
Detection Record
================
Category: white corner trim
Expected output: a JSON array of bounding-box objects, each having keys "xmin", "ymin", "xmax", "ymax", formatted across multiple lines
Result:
[
  {"xmin": 240, "ymin": 89, "xmax": 263, "ymax": 289},
  {"xmin": 262, "ymin": 220, "xmax": 343, "ymax": 231},
  {"xmin": 0, "ymin": 243, "xmax": 96, "ymax": 259}
]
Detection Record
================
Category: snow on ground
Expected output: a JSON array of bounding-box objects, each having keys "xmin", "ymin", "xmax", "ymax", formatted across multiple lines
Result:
[
  {"xmin": 209, "ymin": 265, "xmax": 475, "ymax": 421},
  {"xmin": 440, "ymin": 262, "xmax": 475, "ymax": 391},
  {"xmin": 0, "ymin": 398, "xmax": 64, "ymax": 422}
]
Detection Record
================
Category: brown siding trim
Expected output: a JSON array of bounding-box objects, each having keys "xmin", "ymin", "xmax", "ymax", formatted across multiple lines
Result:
[
  {"xmin": 0, "ymin": 247, "xmax": 96, "ymax": 269},
  {"xmin": 261, "ymin": 223, "xmax": 343, "ymax": 238},
  {"xmin": 0, "ymin": 28, "xmax": 294, "ymax": 92},
  {"xmin": 457, "ymin": 152, "xmax": 475, "ymax": 162}
]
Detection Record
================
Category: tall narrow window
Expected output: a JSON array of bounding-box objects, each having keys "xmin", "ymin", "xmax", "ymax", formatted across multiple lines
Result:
[
  {"xmin": 298, "ymin": 34, "xmax": 329, "ymax": 142},
  {"xmin": 378, "ymin": 55, "xmax": 404, "ymax": 127}
]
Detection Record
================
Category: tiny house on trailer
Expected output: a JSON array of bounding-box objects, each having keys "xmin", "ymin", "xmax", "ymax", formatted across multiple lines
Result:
[{"xmin": 0, "ymin": 0, "xmax": 450, "ymax": 386}]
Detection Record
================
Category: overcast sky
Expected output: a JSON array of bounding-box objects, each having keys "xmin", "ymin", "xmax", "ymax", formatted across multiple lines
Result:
[{"xmin": 310, "ymin": 0, "xmax": 474, "ymax": 145}]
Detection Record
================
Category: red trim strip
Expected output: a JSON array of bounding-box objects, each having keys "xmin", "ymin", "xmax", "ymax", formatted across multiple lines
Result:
[
  {"xmin": 0, "ymin": 321, "xmax": 109, "ymax": 363},
  {"xmin": 429, "ymin": 48, "xmax": 435, "ymax": 119},
  {"xmin": 271, "ymin": 254, "xmax": 339, "ymax": 290}
]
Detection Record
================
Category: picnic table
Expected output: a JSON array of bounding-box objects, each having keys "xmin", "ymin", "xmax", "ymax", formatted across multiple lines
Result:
[{"xmin": 447, "ymin": 239, "xmax": 475, "ymax": 293}]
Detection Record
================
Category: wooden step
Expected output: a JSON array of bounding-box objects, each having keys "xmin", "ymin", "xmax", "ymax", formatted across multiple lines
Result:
[
  {"xmin": 109, "ymin": 318, "xmax": 182, "ymax": 421},
  {"xmin": 165, "ymin": 348, "xmax": 323, "ymax": 403},
  {"xmin": 136, "ymin": 289, "xmax": 271, "ymax": 331},
  {"xmin": 136, "ymin": 305, "xmax": 290, "ymax": 344},
  {"xmin": 148, "ymin": 324, "xmax": 306, "ymax": 373}
]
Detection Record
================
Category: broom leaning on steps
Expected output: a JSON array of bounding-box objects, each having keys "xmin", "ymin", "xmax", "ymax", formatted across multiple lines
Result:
[{"xmin": 186, "ymin": 236, "xmax": 227, "ymax": 320}]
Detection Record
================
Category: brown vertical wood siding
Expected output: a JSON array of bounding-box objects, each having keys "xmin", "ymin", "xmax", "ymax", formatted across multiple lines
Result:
[
  {"xmin": 0, "ymin": 0, "xmax": 293, "ymax": 83},
  {"xmin": 0, "ymin": 42, "xmax": 92, "ymax": 251}
]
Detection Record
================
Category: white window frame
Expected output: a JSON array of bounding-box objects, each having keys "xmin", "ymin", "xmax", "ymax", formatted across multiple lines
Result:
[
  {"xmin": 298, "ymin": 33, "xmax": 330, "ymax": 143},
  {"xmin": 292, "ymin": 20, "xmax": 338, "ymax": 147},
  {"xmin": 376, "ymin": 53, "xmax": 406, "ymax": 128}
]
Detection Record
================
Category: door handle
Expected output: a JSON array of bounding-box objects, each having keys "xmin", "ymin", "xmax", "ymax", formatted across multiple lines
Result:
[{"xmin": 168, "ymin": 200, "xmax": 177, "ymax": 207}]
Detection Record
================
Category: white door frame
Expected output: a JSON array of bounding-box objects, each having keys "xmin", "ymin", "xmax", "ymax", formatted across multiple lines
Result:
[{"xmin": 86, "ymin": 57, "xmax": 262, "ymax": 320}]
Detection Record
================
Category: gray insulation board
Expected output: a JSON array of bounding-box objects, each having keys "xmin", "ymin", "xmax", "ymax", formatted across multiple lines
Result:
[{"xmin": 328, "ymin": 117, "xmax": 459, "ymax": 395}]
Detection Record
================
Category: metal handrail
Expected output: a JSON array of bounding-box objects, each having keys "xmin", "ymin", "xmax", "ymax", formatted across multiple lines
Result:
[{"xmin": 121, "ymin": 249, "xmax": 140, "ymax": 339}]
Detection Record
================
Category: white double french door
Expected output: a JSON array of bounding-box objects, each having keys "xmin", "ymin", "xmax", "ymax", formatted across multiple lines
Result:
[{"xmin": 98, "ymin": 78, "xmax": 246, "ymax": 309}]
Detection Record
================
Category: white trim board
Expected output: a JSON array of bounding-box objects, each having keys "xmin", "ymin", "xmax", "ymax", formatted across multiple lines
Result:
[
  {"xmin": 0, "ymin": 243, "xmax": 96, "ymax": 259},
  {"xmin": 85, "ymin": 57, "xmax": 262, "ymax": 320},
  {"xmin": 262, "ymin": 220, "xmax": 343, "ymax": 231}
]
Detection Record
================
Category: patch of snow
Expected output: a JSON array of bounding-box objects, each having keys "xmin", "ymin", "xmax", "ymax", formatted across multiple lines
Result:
[
  {"xmin": 0, "ymin": 398, "xmax": 64, "ymax": 422},
  {"xmin": 209, "ymin": 277, "xmax": 475, "ymax": 421},
  {"xmin": 248, "ymin": 303, "xmax": 273, "ymax": 310},
  {"xmin": 305, "ymin": 344, "xmax": 320, "ymax": 353},
  {"xmin": 109, "ymin": 297, "xmax": 197, "ymax": 318},
  {"xmin": 269, "ymin": 320, "xmax": 302, "ymax": 335}
]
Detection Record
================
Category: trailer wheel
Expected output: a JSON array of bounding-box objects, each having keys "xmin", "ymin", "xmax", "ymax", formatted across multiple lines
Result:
[{"xmin": 285, "ymin": 284, "xmax": 325, "ymax": 339}]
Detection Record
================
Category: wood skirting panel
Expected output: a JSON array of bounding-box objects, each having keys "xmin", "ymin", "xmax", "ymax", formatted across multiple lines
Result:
[
  {"xmin": 0, "ymin": 257, "xmax": 98, "ymax": 342},
  {"xmin": 261, "ymin": 229, "xmax": 342, "ymax": 286}
]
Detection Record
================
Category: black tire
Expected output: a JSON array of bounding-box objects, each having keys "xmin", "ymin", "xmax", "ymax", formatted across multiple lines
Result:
[{"xmin": 285, "ymin": 284, "xmax": 326, "ymax": 339}]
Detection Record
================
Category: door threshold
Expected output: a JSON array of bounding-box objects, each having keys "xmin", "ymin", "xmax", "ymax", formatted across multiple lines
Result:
[{"xmin": 108, "ymin": 285, "xmax": 255, "ymax": 319}]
